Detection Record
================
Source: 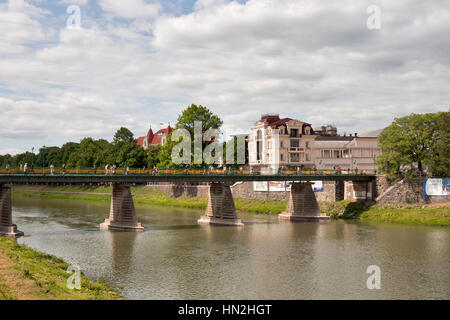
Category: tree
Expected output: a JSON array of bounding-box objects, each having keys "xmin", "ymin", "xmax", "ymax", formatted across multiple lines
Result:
[
  {"xmin": 60, "ymin": 142, "xmax": 80, "ymax": 165},
  {"xmin": 113, "ymin": 127, "xmax": 134, "ymax": 143},
  {"xmin": 425, "ymin": 111, "xmax": 450, "ymax": 177},
  {"xmin": 146, "ymin": 145, "xmax": 162, "ymax": 168},
  {"xmin": 159, "ymin": 104, "xmax": 223, "ymax": 168},
  {"xmin": 376, "ymin": 112, "xmax": 441, "ymax": 180}
]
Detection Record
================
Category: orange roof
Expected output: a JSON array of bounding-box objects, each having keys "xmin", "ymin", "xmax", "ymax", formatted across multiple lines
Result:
[{"xmin": 137, "ymin": 125, "xmax": 173, "ymax": 146}]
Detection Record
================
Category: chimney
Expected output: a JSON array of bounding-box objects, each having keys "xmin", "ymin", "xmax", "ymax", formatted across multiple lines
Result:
[
  {"xmin": 349, "ymin": 133, "xmax": 352, "ymax": 137},
  {"xmin": 355, "ymin": 133, "xmax": 358, "ymax": 137}
]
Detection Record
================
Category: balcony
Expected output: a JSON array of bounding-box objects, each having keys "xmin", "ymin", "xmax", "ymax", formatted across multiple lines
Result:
[{"xmin": 289, "ymin": 147, "xmax": 304, "ymax": 152}]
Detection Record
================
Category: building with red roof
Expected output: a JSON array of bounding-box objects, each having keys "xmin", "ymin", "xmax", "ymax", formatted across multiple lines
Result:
[{"xmin": 136, "ymin": 125, "xmax": 173, "ymax": 149}]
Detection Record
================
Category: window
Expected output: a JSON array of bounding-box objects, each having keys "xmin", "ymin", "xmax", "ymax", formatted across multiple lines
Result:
[
  {"xmin": 306, "ymin": 153, "xmax": 310, "ymax": 161},
  {"xmin": 305, "ymin": 141, "xmax": 309, "ymax": 149},
  {"xmin": 290, "ymin": 140, "xmax": 299, "ymax": 148},
  {"xmin": 280, "ymin": 141, "xmax": 284, "ymax": 148},
  {"xmin": 305, "ymin": 127, "xmax": 310, "ymax": 135},
  {"xmin": 280, "ymin": 154, "xmax": 284, "ymax": 161},
  {"xmin": 290, "ymin": 154, "xmax": 299, "ymax": 162},
  {"xmin": 334, "ymin": 150, "xmax": 340, "ymax": 158},
  {"xmin": 290, "ymin": 129, "xmax": 298, "ymax": 137}
]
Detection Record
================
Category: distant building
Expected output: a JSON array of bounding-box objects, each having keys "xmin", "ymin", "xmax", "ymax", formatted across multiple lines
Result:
[
  {"xmin": 248, "ymin": 114, "xmax": 382, "ymax": 171},
  {"xmin": 312, "ymin": 129, "xmax": 382, "ymax": 171},
  {"xmin": 137, "ymin": 125, "xmax": 173, "ymax": 150},
  {"xmin": 314, "ymin": 125, "xmax": 338, "ymax": 136}
]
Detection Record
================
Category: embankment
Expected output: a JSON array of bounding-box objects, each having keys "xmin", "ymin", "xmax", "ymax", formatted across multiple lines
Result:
[{"xmin": 0, "ymin": 237, "xmax": 124, "ymax": 300}]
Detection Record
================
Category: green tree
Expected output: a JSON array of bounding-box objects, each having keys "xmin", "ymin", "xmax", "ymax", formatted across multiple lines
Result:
[
  {"xmin": 376, "ymin": 112, "xmax": 440, "ymax": 180},
  {"xmin": 60, "ymin": 142, "xmax": 80, "ymax": 165},
  {"xmin": 159, "ymin": 104, "xmax": 223, "ymax": 168},
  {"xmin": 146, "ymin": 145, "xmax": 162, "ymax": 168},
  {"xmin": 113, "ymin": 127, "xmax": 134, "ymax": 143},
  {"xmin": 176, "ymin": 104, "xmax": 223, "ymax": 136},
  {"xmin": 67, "ymin": 138, "xmax": 109, "ymax": 167},
  {"xmin": 425, "ymin": 111, "xmax": 450, "ymax": 177}
]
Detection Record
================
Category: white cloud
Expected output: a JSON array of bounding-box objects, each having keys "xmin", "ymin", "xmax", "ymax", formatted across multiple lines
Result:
[
  {"xmin": 99, "ymin": 0, "xmax": 161, "ymax": 19},
  {"xmin": 59, "ymin": 0, "xmax": 89, "ymax": 5},
  {"xmin": 0, "ymin": 0, "xmax": 47, "ymax": 54},
  {"xmin": 0, "ymin": 0, "xmax": 449, "ymax": 152},
  {"xmin": 0, "ymin": 148, "xmax": 25, "ymax": 156}
]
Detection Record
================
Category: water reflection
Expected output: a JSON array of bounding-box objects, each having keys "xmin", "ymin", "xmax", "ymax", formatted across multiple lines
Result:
[{"xmin": 12, "ymin": 194, "xmax": 450, "ymax": 300}]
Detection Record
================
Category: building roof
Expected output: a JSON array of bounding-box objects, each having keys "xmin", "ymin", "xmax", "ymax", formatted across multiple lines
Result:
[
  {"xmin": 358, "ymin": 128, "xmax": 383, "ymax": 137},
  {"xmin": 136, "ymin": 136, "xmax": 145, "ymax": 147},
  {"xmin": 136, "ymin": 125, "xmax": 173, "ymax": 146},
  {"xmin": 150, "ymin": 126, "xmax": 173, "ymax": 144},
  {"xmin": 315, "ymin": 135, "xmax": 353, "ymax": 141}
]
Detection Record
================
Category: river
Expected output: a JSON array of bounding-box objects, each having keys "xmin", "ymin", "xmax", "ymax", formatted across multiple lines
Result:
[{"xmin": 12, "ymin": 195, "xmax": 450, "ymax": 300}]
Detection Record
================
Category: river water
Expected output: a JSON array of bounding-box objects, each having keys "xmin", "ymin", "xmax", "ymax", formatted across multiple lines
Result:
[{"xmin": 12, "ymin": 195, "xmax": 450, "ymax": 300}]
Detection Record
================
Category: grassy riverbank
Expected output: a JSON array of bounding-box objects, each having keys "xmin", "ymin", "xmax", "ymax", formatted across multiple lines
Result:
[
  {"xmin": 0, "ymin": 237, "xmax": 124, "ymax": 300},
  {"xmin": 12, "ymin": 185, "xmax": 450, "ymax": 227}
]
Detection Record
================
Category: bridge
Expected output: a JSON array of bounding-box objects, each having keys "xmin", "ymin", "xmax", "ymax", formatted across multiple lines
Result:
[{"xmin": 0, "ymin": 169, "xmax": 376, "ymax": 238}]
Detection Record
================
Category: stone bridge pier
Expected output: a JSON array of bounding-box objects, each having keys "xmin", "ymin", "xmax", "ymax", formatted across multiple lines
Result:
[
  {"xmin": 278, "ymin": 182, "xmax": 330, "ymax": 222},
  {"xmin": 0, "ymin": 184, "xmax": 24, "ymax": 238},
  {"xmin": 100, "ymin": 184, "xmax": 144, "ymax": 232},
  {"xmin": 344, "ymin": 181, "xmax": 373, "ymax": 201},
  {"xmin": 198, "ymin": 182, "xmax": 244, "ymax": 226}
]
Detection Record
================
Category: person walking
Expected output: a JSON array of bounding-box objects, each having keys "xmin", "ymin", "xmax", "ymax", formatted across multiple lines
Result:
[
  {"xmin": 5, "ymin": 163, "xmax": 9, "ymax": 171},
  {"xmin": 19, "ymin": 162, "xmax": 23, "ymax": 171},
  {"xmin": 125, "ymin": 166, "xmax": 130, "ymax": 175},
  {"xmin": 93, "ymin": 164, "xmax": 97, "ymax": 175},
  {"xmin": 105, "ymin": 164, "xmax": 109, "ymax": 175},
  {"xmin": 62, "ymin": 164, "xmax": 66, "ymax": 175},
  {"xmin": 24, "ymin": 163, "xmax": 28, "ymax": 174},
  {"xmin": 50, "ymin": 164, "xmax": 54, "ymax": 175}
]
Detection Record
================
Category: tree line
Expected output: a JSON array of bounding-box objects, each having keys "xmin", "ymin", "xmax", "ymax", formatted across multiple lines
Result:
[{"xmin": 0, "ymin": 104, "xmax": 246, "ymax": 169}]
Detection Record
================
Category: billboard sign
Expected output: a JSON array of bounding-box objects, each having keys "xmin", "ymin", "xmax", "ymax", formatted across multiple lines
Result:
[
  {"xmin": 253, "ymin": 181, "xmax": 268, "ymax": 192},
  {"xmin": 423, "ymin": 178, "xmax": 449, "ymax": 196}
]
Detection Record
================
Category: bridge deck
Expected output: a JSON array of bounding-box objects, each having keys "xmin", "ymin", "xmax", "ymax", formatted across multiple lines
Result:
[{"xmin": 0, "ymin": 173, "xmax": 375, "ymax": 184}]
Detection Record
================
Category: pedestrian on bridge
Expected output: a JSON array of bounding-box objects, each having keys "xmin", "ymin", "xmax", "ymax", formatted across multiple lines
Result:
[
  {"xmin": 105, "ymin": 164, "xmax": 109, "ymax": 175},
  {"xmin": 23, "ymin": 163, "xmax": 28, "ymax": 174},
  {"xmin": 126, "ymin": 166, "xmax": 130, "ymax": 175},
  {"xmin": 5, "ymin": 163, "xmax": 9, "ymax": 171},
  {"xmin": 50, "ymin": 164, "xmax": 54, "ymax": 175},
  {"xmin": 62, "ymin": 164, "xmax": 66, "ymax": 175}
]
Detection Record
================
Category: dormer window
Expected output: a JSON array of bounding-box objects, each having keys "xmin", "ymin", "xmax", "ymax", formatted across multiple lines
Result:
[{"xmin": 305, "ymin": 127, "xmax": 310, "ymax": 135}]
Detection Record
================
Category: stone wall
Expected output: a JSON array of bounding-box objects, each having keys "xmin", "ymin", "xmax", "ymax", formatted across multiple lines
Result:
[
  {"xmin": 375, "ymin": 178, "xmax": 449, "ymax": 203},
  {"xmin": 146, "ymin": 183, "xmax": 210, "ymax": 198},
  {"xmin": 146, "ymin": 181, "xmax": 349, "ymax": 202}
]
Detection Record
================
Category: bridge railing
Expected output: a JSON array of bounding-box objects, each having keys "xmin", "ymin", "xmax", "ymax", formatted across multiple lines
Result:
[{"xmin": 0, "ymin": 167, "xmax": 376, "ymax": 176}]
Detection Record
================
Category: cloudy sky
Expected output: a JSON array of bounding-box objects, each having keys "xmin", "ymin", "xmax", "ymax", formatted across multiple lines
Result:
[{"xmin": 0, "ymin": 0, "xmax": 449, "ymax": 155}]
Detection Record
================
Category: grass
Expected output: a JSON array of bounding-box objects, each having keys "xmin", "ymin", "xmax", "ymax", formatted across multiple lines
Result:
[
  {"xmin": 12, "ymin": 185, "xmax": 450, "ymax": 227},
  {"xmin": 319, "ymin": 200, "xmax": 450, "ymax": 227},
  {"xmin": 0, "ymin": 237, "xmax": 124, "ymax": 300}
]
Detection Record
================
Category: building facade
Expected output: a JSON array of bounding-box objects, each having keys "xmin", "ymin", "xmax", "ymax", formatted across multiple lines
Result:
[
  {"xmin": 137, "ymin": 125, "xmax": 173, "ymax": 150},
  {"xmin": 248, "ymin": 115, "xmax": 381, "ymax": 171},
  {"xmin": 248, "ymin": 114, "xmax": 316, "ymax": 169}
]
